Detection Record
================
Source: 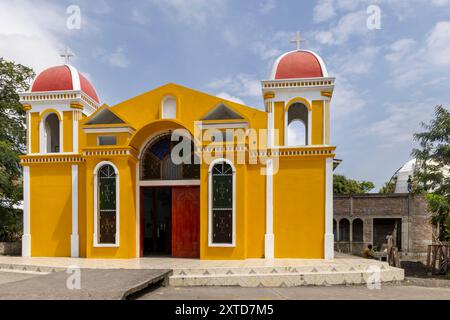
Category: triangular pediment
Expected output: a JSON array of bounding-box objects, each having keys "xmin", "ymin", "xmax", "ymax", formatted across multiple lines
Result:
[
  {"xmin": 85, "ymin": 107, "xmax": 125, "ymax": 125},
  {"xmin": 201, "ymin": 103, "xmax": 245, "ymax": 121}
]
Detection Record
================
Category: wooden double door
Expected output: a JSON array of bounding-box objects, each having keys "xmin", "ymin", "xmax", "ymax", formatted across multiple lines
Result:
[{"xmin": 141, "ymin": 186, "xmax": 200, "ymax": 258}]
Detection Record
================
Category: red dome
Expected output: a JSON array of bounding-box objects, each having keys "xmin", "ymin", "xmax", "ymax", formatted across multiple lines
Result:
[
  {"xmin": 272, "ymin": 50, "xmax": 327, "ymax": 80},
  {"xmin": 31, "ymin": 65, "xmax": 100, "ymax": 103}
]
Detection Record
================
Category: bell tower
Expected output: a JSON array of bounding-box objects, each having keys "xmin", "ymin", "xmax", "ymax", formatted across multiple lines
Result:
[
  {"xmin": 262, "ymin": 33, "xmax": 335, "ymax": 148},
  {"xmin": 261, "ymin": 33, "xmax": 336, "ymax": 260}
]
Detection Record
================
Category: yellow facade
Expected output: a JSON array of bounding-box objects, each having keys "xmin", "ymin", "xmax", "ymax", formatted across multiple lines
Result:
[{"xmin": 20, "ymin": 77, "xmax": 335, "ymax": 260}]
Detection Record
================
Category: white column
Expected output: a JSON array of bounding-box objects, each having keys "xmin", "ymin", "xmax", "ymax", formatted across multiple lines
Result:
[
  {"xmin": 73, "ymin": 111, "xmax": 79, "ymax": 153},
  {"xmin": 135, "ymin": 162, "xmax": 140, "ymax": 258},
  {"xmin": 324, "ymin": 157, "xmax": 334, "ymax": 260},
  {"xmin": 71, "ymin": 165, "xmax": 79, "ymax": 257},
  {"xmin": 22, "ymin": 166, "xmax": 31, "ymax": 257},
  {"xmin": 265, "ymin": 101, "xmax": 275, "ymax": 259}
]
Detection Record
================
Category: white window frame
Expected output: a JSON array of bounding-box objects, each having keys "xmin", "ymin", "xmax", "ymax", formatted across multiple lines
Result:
[
  {"xmin": 93, "ymin": 161, "xmax": 120, "ymax": 248},
  {"xmin": 161, "ymin": 95, "xmax": 177, "ymax": 119},
  {"xmin": 39, "ymin": 111, "xmax": 63, "ymax": 154},
  {"xmin": 208, "ymin": 158, "xmax": 236, "ymax": 247}
]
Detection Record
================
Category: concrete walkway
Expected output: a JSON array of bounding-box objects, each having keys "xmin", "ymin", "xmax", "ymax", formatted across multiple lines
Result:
[
  {"xmin": 136, "ymin": 284, "xmax": 450, "ymax": 300},
  {"xmin": 0, "ymin": 269, "xmax": 171, "ymax": 300}
]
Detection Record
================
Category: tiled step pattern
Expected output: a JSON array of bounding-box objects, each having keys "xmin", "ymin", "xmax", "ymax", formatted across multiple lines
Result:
[
  {"xmin": 0, "ymin": 263, "xmax": 64, "ymax": 274},
  {"xmin": 170, "ymin": 263, "xmax": 405, "ymax": 287}
]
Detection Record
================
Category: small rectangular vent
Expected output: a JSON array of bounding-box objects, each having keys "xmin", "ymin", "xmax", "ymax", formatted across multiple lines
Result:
[{"xmin": 98, "ymin": 136, "xmax": 117, "ymax": 146}]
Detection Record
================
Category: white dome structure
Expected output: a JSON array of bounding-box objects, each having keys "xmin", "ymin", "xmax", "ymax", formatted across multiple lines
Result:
[{"xmin": 393, "ymin": 159, "xmax": 416, "ymax": 193}]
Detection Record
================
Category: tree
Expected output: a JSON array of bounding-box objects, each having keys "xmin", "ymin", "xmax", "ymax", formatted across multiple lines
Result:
[
  {"xmin": 379, "ymin": 178, "xmax": 396, "ymax": 194},
  {"xmin": 0, "ymin": 58, "xmax": 35, "ymax": 242},
  {"xmin": 333, "ymin": 174, "xmax": 375, "ymax": 195},
  {"xmin": 412, "ymin": 105, "xmax": 450, "ymax": 241}
]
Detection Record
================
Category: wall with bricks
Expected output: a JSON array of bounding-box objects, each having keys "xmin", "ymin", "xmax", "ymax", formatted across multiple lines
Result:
[{"xmin": 334, "ymin": 194, "xmax": 433, "ymax": 261}]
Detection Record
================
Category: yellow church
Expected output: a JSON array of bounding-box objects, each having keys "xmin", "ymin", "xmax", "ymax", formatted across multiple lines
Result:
[{"xmin": 19, "ymin": 46, "xmax": 336, "ymax": 260}]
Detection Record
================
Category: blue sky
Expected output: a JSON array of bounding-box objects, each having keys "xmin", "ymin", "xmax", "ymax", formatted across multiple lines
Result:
[{"xmin": 1, "ymin": 0, "xmax": 450, "ymax": 189}]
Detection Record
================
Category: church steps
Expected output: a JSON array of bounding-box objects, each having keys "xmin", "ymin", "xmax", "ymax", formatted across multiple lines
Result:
[
  {"xmin": 171, "ymin": 262, "xmax": 392, "ymax": 276},
  {"xmin": 169, "ymin": 267, "xmax": 405, "ymax": 287}
]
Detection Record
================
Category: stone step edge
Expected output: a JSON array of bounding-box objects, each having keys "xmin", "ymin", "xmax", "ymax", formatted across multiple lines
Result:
[
  {"xmin": 169, "ymin": 270, "xmax": 404, "ymax": 287},
  {"xmin": 0, "ymin": 263, "xmax": 67, "ymax": 273},
  {"xmin": 170, "ymin": 268, "xmax": 404, "ymax": 279},
  {"xmin": 171, "ymin": 265, "xmax": 392, "ymax": 275}
]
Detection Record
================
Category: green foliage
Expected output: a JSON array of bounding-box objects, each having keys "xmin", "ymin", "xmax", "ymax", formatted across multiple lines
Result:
[
  {"xmin": 412, "ymin": 105, "xmax": 450, "ymax": 242},
  {"xmin": 0, "ymin": 58, "xmax": 35, "ymax": 242},
  {"xmin": 333, "ymin": 174, "xmax": 375, "ymax": 195},
  {"xmin": 379, "ymin": 178, "xmax": 397, "ymax": 194}
]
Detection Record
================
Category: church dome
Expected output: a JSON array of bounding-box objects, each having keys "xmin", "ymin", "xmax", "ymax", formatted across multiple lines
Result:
[
  {"xmin": 271, "ymin": 50, "xmax": 328, "ymax": 80},
  {"xmin": 393, "ymin": 159, "xmax": 416, "ymax": 193},
  {"xmin": 31, "ymin": 65, "xmax": 100, "ymax": 103}
]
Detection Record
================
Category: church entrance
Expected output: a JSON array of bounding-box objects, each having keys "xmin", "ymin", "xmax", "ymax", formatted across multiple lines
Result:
[
  {"xmin": 141, "ymin": 186, "xmax": 200, "ymax": 258},
  {"xmin": 139, "ymin": 132, "xmax": 201, "ymax": 258}
]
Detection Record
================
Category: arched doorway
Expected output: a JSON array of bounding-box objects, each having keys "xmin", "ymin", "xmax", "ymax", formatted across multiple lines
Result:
[{"xmin": 139, "ymin": 132, "xmax": 200, "ymax": 258}]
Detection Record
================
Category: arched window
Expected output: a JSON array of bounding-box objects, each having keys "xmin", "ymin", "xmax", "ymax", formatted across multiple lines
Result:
[
  {"xmin": 44, "ymin": 113, "xmax": 60, "ymax": 153},
  {"xmin": 141, "ymin": 133, "xmax": 199, "ymax": 181},
  {"xmin": 209, "ymin": 160, "xmax": 235, "ymax": 246},
  {"xmin": 339, "ymin": 218, "xmax": 350, "ymax": 242},
  {"xmin": 162, "ymin": 96, "xmax": 177, "ymax": 119},
  {"xmin": 286, "ymin": 103, "xmax": 309, "ymax": 146},
  {"xmin": 288, "ymin": 120, "xmax": 307, "ymax": 146},
  {"xmin": 352, "ymin": 219, "xmax": 364, "ymax": 242},
  {"xmin": 94, "ymin": 163, "xmax": 119, "ymax": 246}
]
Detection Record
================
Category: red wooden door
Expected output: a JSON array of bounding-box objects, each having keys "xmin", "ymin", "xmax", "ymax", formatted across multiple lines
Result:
[{"xmin": 172, "ymin": 187, "xmax": 200, "ymax": 258}]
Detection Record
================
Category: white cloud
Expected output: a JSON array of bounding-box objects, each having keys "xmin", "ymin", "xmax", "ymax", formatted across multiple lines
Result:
[
  {"xmin": 93, "ymin": 47, "xmax": 131, "ymax": 68},
  {"xmin": 207, "ymin": 74, "xmax": 263, "ymax": 107},
  {"xmin": 331, "ymin": 46, "xmax": 380, "ymax": 76},
  {"xmin": 313, "ymin": 0, "xmax": 336, "ymax": 23},
  {"xmin": 331, "ymin": 74, "xmax": 367, "ymax": 121},
  {"xmin": 131, "ymin": 8, "xmax": 150, "ymax": 25},
  {"xmin": 259, "ymin": 0, "xmax": 276, "ymax": 14},
  {"xmin": 431, "ymin": 0, "xmax": 450, "ymax": 6},
  {"xmin": 0, "ymin": 1, "xmax": 68, "ymax": 73},
  {"xmin": 216, "ymin": 92, "xmax": 245, "ymax": 105},
  {"xmin": 386, "ymin": 21, "xmax": 450, "ymax": 88},
  {"xmin": 385, "ymin": 38, "xmax": 417, "ymax": 63},
  {"xmin": 148, "ymin": 0, "xmax": 226, "ymax": 26},
  {"xmin": 426, "ymin": 21, "xmax": 450, "ymax": 67},
  {"xmin": 367, "ymin": 102, "xmax": 435, "ymax": 148},
  {"xmin": 315, "ymin": 10, "xmax": 369, "ymax": 45}
]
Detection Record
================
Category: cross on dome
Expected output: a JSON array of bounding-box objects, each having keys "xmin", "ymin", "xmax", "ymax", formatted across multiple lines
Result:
[
  {"xmin": 60, "ymin": 47, "xmax": 74, "ymax": 65},
  {"xmin": 290, "ymin": 31, "xmax": 305, "ymax": 51}
]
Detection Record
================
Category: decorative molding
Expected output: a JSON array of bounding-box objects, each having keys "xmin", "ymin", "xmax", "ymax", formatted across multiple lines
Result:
[
  {"xmin": 22, "ymin": 104, "xmax": 32, "ymax": 112},
  {"xmin": 70, "ymin": 102, "xmax": 84, "ymax": 110},
  {"xmin": 21, "ymin": 155, "xmax": 84, "ymax": 164},
  {"xmin": 82, "ymin": 147, "xmax": 137, "ymax": 158},
  {"xmin": 263, "ymin": 92, "xmax": 275, "ymax": 100},
  {"xmin": 19, "ymin": 90, "xmax": 99, "ymax": 115},
  {"xmin": 82, "ymin": 126, "xmax": 135, "ymax": 134},
  {"xmin": 249, "ymin": 146, "xmax": 335, "ymax": 158},
  {"xmin": 261, "ymin": 77, "xmax": 335, "ymax": 90},
  {"xmin": 321, "ymin": 90, "xmax": 333, "ymax": 98},
  {"xmin": 140, "ymin": 180, "xmax": 200, "ymax": 187}
]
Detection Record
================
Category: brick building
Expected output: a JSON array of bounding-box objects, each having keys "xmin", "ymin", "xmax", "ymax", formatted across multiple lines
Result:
[{"xmin": 334, "ymin": 194, "xmax": 434, "ymax": 262}]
